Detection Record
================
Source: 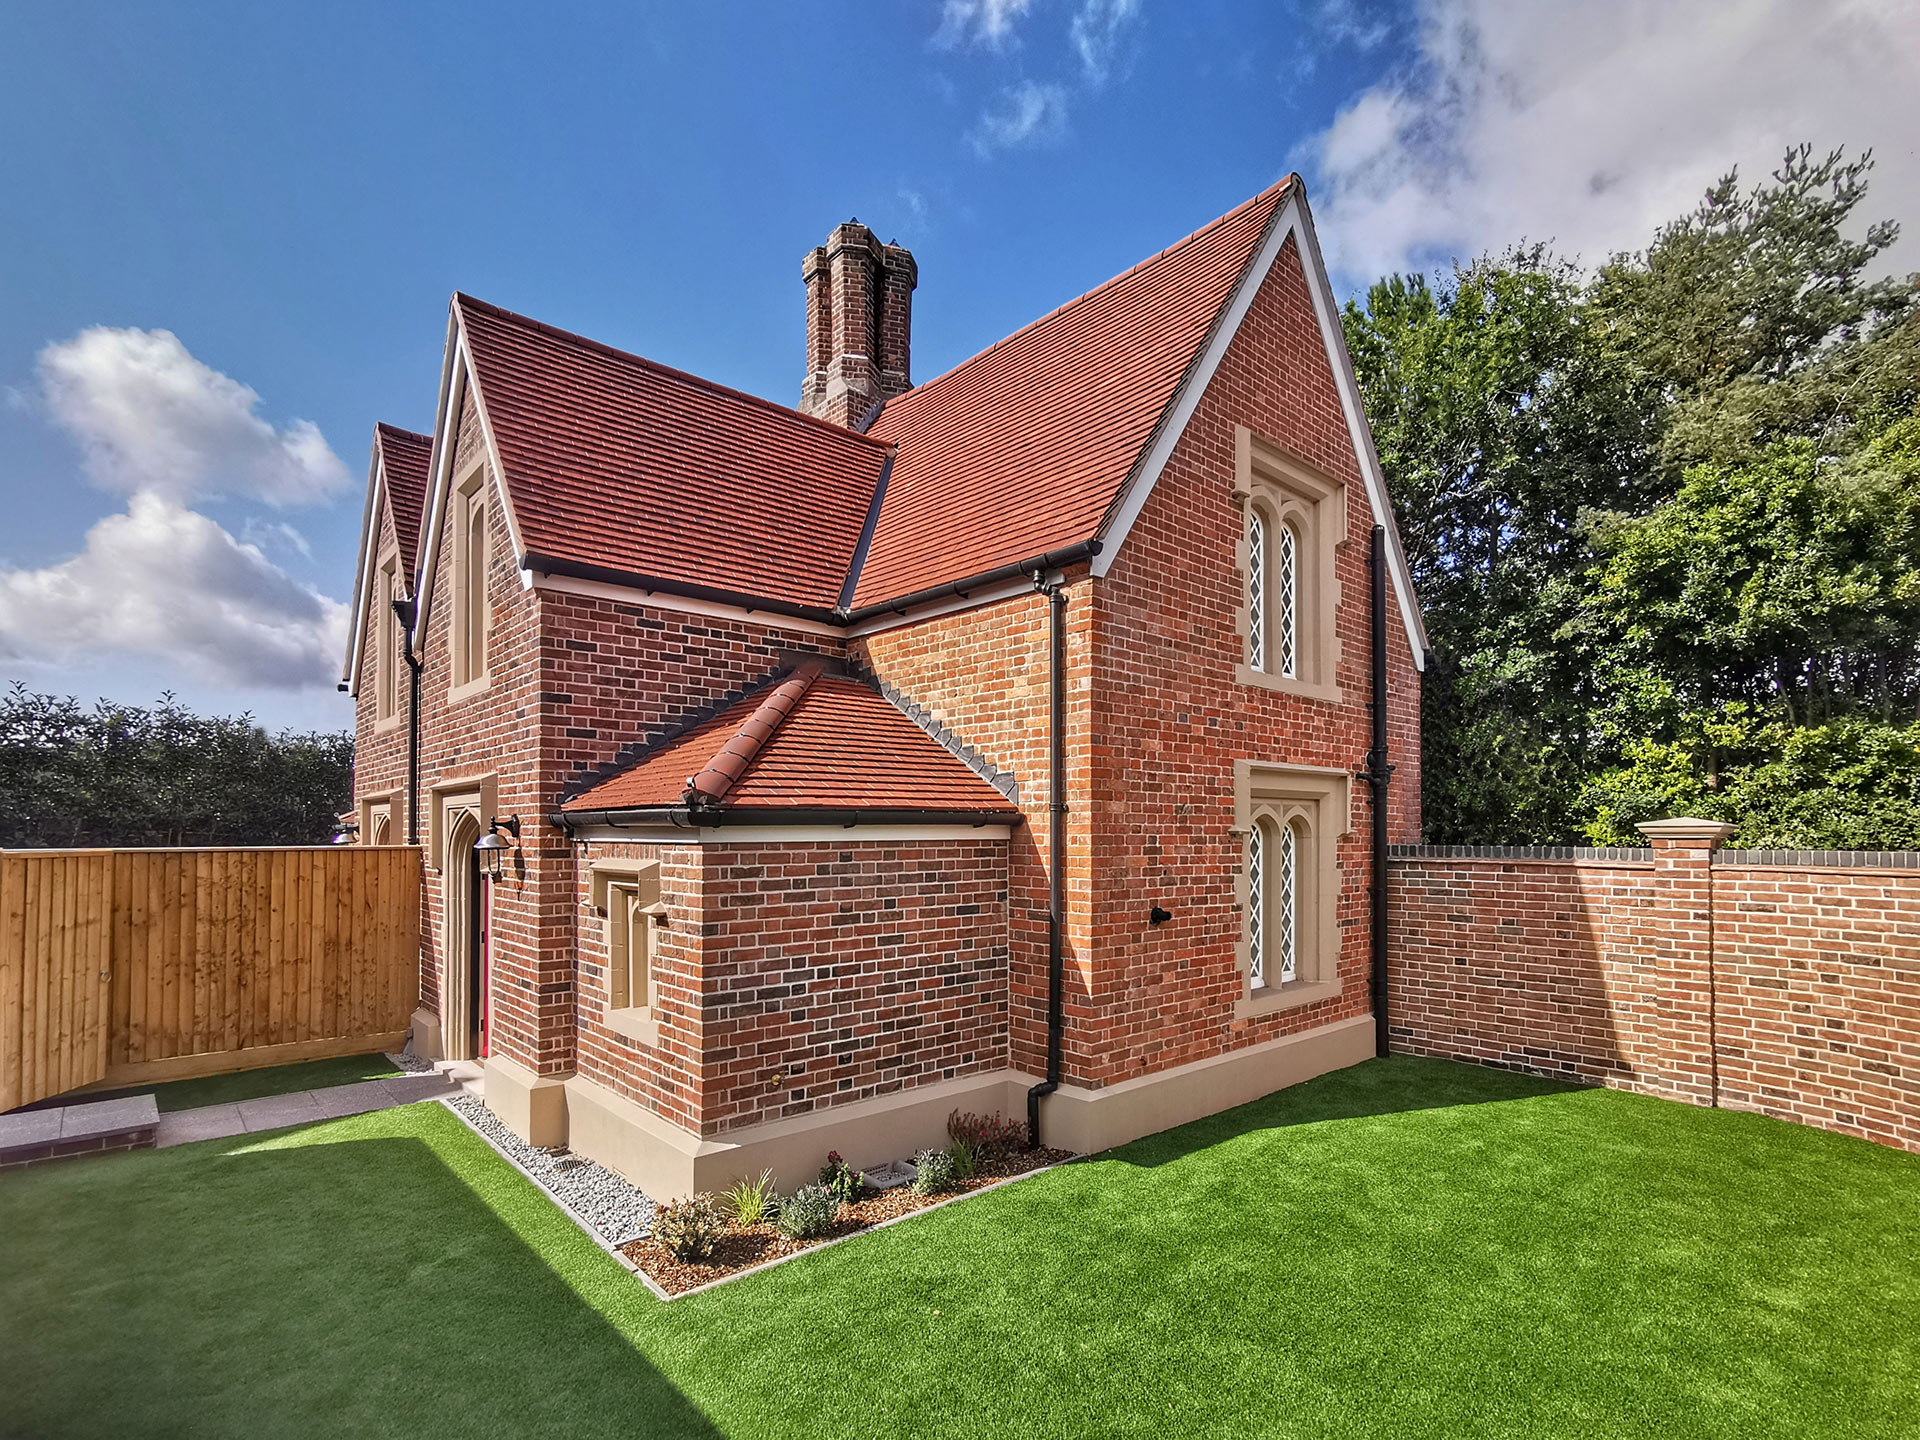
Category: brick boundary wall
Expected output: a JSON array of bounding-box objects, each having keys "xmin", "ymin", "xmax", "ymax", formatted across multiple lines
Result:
[{"xmin": 1387, "ymin": 825, "xmax": 1920, "ymax": 1153}]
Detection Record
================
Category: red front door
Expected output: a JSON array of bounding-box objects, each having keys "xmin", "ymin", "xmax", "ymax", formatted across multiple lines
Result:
[{"xmin": 477, "ymin": 874, "xmax": 493, "ymax": 1058}]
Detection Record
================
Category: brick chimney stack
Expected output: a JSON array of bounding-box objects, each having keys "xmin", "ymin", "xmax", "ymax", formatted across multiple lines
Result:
[{"xmin": 800, "ymin": 221, "xmax": 916, "ymax": 428}]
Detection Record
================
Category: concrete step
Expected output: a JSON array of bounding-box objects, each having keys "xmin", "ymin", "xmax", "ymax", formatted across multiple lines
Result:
[{"xmin": 0, "ymin": 1094, "xmax": 158, "ymax": 1171}]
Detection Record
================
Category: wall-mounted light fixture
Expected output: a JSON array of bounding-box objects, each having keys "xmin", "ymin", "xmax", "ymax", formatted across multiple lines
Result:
[
  {"xmin": 331, "ymin": 820, "xmax": 360, "ymax": 847},
  {"xmin": 474, "ymin": 815, "xmax": 521, "ymax": 880}
]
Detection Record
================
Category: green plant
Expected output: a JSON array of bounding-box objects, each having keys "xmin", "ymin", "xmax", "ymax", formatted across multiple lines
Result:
[
  {"xmin": 819, "ymin": 1150, "xmax": 866, "ymax": 1206},
  {"xmin": 911, "ymin": 1148, "xmax": 957, "ymax": 1196},
  {"xmin": 652, "ymin": 1193, "xmax": 723, "ymax": 1262},
  {"xmin": 724, "ymin": 1170, "xmax": 778, "ymax": 1227},
  {"xmin": 948, "ymin": 1108, "xmax": 1026, "ymax": 1160},
  {"xmin": 947, "ymin": 1136, "xmax": 978, "ymax": 1179},
  {"xmin": 777, "ymin": 1183, "xmax": 838, "ymax": 1240}
]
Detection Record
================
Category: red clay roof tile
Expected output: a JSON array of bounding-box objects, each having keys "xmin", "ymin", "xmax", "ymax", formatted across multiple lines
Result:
[
  {"xmin": 852, "ymin": 179, "xmax": 1291, "ymax": 608},
  {"xmin": 456, "ymin": 296, "xmax": 891, "ymax": 613},
  {"xmin": 563, "ymin": 670, "xmax": 1018, "ymax": 818},
  {"xmin": 375, "ymin": 423, "xmax": 432, "ymax": 586}
]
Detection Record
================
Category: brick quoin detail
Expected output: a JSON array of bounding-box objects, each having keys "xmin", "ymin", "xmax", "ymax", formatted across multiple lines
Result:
[{"xmin": 1389, "ymin": 832, "xmax": 1920, "ymax": 1153}]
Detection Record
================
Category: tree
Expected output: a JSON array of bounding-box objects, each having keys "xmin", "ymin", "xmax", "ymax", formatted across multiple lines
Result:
[{"xmin": 0, "ymin": 685, "xmax": 355, "ymax": 848}]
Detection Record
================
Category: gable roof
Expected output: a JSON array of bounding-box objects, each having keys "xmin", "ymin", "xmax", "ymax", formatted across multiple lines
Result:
[
  {"xmin": 852, "ymin": 180, "xmax": 1292, "ymax": 610},
  {"xmin": 405, "ymin": 180, "xmax": 1424, "ymax": 663},
  {"xmin": 456, "ymin": 294, "xmax": 891, "ymax": 614},
  {"xmin": 375, "ymin": 423, "xmax": 432, "ymax": 584},
  {"xmin": 560, "ymin": 664, "xmax": 1019, "ymax": 823}
]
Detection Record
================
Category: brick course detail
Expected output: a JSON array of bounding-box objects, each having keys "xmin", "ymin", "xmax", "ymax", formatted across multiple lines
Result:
[{"xmin": 1388, "ymin": 836, "xmax": 1920, "ymax": 1153}]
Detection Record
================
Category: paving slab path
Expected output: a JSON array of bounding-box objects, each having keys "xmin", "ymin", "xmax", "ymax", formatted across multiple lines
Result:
[{"xmin": 155, "ymin": 1071, "xmax": 461, "ymax": 1148}]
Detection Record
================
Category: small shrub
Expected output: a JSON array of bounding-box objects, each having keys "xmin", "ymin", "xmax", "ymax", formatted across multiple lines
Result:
[
  {"xmin": 819, "ymin": 1149, "xmax": 867, "ymax": 1206},
  {"xmin": 653, "ymin": 1193, "xmax": 723, "ymax": 1262},
  {"xmin": 778, "ymin": 1182, "xmax": 839, "ymax": 1240},
  {"xmin": 948, "ymin": 1108, "xmax": 1026, "ymax": 1160},
  {"xmin": 725, "ymin": 1169, "xmax": 778, "ymax": 1227},
  {"xmin": 911, "ymin": 1147, "xmax": 958, "ymax": 1196},
  {"xmin": 947, "ymin": 1135, "xmax": 979, "ymax": 1179}
]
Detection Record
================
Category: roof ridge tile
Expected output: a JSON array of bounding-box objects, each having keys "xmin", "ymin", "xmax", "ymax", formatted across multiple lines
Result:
[{"xmin": 684, "ymin": 659, "xmax": 823, "ymax": 807}]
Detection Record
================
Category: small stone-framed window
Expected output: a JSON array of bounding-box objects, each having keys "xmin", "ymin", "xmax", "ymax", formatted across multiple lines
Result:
[
  {"xmin": 450, "ymin": 464, "xmax": 491, "ymax": 695},
  {"xmin": 591, "ymin": 860, "xmax": 663, "ymax": 1046},
  {"xmin": 1235, "ymin": 427, "xmax": 1346, "ymax": 702},
  {"xmin": 1234, "ymin": 761, "xmax": 1349, "ymax": 1016},
  {"xmin": 375, "ymin": 554, "xmax": 403, "ymax": 727}
]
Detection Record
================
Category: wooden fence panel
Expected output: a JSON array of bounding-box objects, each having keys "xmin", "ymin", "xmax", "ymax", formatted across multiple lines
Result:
[{"xmin": 0, "ymin": 846, "xmax": 421, "ymax": 1110}]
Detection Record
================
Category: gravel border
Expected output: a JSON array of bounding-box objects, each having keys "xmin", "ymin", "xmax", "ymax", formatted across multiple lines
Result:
[
  {"xmin": 447, "ymin": 1094, "xmax": 655, "ymax": 1245},
  {"xmin": 384, "ymin": 1049, "xmax": 437, "ymax": 1076}
]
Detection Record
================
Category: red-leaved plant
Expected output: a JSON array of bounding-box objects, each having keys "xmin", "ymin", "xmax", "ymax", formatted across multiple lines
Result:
[{"xmin": 947, "ymin": 1108, "xmax": 1025, "ymax": 1160}]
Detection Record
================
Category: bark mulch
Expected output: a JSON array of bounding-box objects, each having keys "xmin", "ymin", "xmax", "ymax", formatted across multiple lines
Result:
[{"xmin": 622, "ymin": 1145, "xmax": 1074, "ymax": 1296}]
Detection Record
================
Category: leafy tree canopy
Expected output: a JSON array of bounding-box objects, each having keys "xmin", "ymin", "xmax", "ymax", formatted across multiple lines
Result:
[
  {"xmin": 0, "ymin": 685, "xmax": 354, "ymax": 849},
  {"xmin": 1348, "ymin": 145, "xmax": 1920, "ymax": 848}
]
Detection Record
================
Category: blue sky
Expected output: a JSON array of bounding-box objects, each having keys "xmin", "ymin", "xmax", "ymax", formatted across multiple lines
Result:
[{"xmin": 1, "ymin": 0, "xmax": 1913, "ymax": 729}]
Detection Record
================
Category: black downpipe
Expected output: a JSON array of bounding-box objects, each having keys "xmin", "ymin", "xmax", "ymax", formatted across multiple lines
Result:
[
  {"xmin": 1360, "ymin": 525, "xmax": 1394, "ymax": 1057},
  {"xmin": 1027, "ymin": 573, "xmax": 1067, "ymax": 1146},
  {"xmin": 394, "ymin": 597, "xmax": 423, "ymax": 846}
]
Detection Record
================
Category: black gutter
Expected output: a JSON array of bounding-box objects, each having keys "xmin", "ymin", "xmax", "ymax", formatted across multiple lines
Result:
[
  {"xmin": 840, "ymin": 540, "xmax": 1101, "ymax": 626},
  {"xmin": 526, "ymin": 539, "xmax": 1105, "ymax": 633},
  {"xmin": 551, "ymin": 805, "xmax": 1023, "ymax": 833},
  {"xmin": 1027, "ymin": 570, "xmax": 1068, "ymax": 1147},
  {"xmin": 1357, "ymin": 525, "xmax": 1394, "ymax": 1057},
  {"xmin": 395, "ymin": 597, "xmax": 424, "ymax": 846},
  {"xmin": 522, "ymin": 553, "xmax": 845, "ymax": 627}
]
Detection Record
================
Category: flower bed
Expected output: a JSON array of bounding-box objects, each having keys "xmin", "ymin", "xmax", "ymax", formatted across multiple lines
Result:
[{"xmin": 621, "ymin": 1144, "xmax": 1073, "ymax": 1296}]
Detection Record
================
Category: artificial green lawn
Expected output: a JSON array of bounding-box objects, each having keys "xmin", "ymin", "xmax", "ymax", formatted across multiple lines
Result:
[
  {"xmin": 111, "ymin": 1051, "xmax": 405, "ymax": 1113},
  {"xmin": 1, "ymin": 1056, "xmax": 1914, "ymax": 1438}
]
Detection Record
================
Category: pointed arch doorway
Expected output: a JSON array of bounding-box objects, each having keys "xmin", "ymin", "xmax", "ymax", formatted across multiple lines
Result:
[{"xmin": 442, "ymin": 808, "xmax": 493, "ymax": 1061}]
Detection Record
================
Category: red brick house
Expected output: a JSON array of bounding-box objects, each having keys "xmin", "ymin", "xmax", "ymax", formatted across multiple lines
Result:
[{"xmin": 341, "ymin": 177, "xmax": 1427, "ymax": 1196}]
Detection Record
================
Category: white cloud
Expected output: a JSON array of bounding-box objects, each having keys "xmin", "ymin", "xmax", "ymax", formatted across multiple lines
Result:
[
  {"xmin": 935, "ymin": 0, "xmax": 1035, "ymax": 50},
  {"xmin": 1303, "ymin": 0, "xmax": 1920, "ymax": 286},
  {"xmin": 35, "ymin": 326, "xmax": 351, "ymax": 507},
  {"xmin": 970, "ymin": 80, "xmax": 1071, "ymax": 156},
  {"xmin": 1071, "ymin": 0, "xmax": 1142, "ymax": 85},
  {"xmin": 0, "ymin": 492, "xmax": 348, "ymax": 689}
]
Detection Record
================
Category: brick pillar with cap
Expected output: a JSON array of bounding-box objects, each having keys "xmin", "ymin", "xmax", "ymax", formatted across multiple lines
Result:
[{"xmin": 1636, "ymin": 817, "xmax": 1735, "ymax": 1105}]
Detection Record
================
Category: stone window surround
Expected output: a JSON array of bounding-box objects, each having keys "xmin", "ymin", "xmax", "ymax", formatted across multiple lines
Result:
[
  {"xmin": 1233, "ymin": 426, "xmax": 1346, "ymax": 703},
  {"xmin": 449, "ymin": 460, "xmax": 492, "ymax": 701},
  {"xmin": 588, "ymin": 859, "xmax": 663, "ymax": 1047},
  {"xmin": 358, "ymin": 789, "xmax": 402, "ymax": 847},
  {"xmin": 374, "ymin": 549, "xmax": 403, "ymax": 731},
  {"xmin": 1232, "ymin": 760, "xmax": 1350, "ymax": 1017}
]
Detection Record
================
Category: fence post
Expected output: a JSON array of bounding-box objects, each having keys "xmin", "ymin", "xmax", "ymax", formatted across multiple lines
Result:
[{"xmin": 1635, "ymin": 817, "xmax": 1735, "ymax": 1107}]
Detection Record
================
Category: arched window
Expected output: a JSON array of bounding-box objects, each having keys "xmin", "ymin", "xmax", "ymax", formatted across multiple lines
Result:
[
  {"xmin": 1277, "ymin": 820, "xmax": 1299, "ymax": 984},
  {"xmin": 1246, "ymin": 509, "xmax": 1267, "ymax": 672},
  {"xmin": 1247, "ymin": 822, "xmax": 1267, "ymax": 989},
  {"xmin": 1276, "ymin": 521, "xmax": 1299, "ymax": 680}
]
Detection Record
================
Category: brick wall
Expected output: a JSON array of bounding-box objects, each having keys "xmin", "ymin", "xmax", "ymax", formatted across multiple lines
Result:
[
  {"xmin": 1389, "ymin": 840, "xmax": 1920, "ymax": 1152},
  {"xmin": 572, "ymin": 836, "xmax": 1008, "ymax": 1137},
  {"xmin": 1080, "ymin": 233, "xmax": 1422, "ymax": 1089}
]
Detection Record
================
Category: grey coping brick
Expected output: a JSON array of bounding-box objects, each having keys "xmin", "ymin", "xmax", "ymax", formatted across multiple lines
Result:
[
  {"xmin": 58, "ymin": 1095, "xmax": 159, "ymax": 1141},
  {"xmin": 0, "ymin": 1108, "xmax": 63, "ymax": 1151},
  {"xmin": 235, "ymin": 1090, "xmax": 323, "ymax": 1133},
  {"xmin": 155, "ymin": 1104, "xmax": 246, "ymax": 1149}
]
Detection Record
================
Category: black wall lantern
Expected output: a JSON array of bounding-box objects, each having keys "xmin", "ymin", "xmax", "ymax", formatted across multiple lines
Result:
[{"xmin": 474, "ymin": 815, "xmax": 520, "ymax": 880}]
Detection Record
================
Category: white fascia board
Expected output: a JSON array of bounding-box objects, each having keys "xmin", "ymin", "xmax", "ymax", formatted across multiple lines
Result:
[
  {"xmin": 844, "ymin": 575, "xmax": 1037, "ymax": 638},
  {"xmin": 342, "ymin": 440, "xmax": 388, "ymax": 693},
  {"xmin": 566, "ymin": 823, "xmax": 1014, "ymax": 846},
  {"xmin": 1090, "ymin": 188, "xmax": 1427, "ymax": 669},
  {"xmin": 409, "ymin": 308, "xmax": 465, "ymax": 659},
  {"xmin": 530, "ymin": 571, "xmax": 846, "ymax": 639}
]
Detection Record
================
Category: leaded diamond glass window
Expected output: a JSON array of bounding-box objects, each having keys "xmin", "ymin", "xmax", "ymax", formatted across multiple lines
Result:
[
  {"xmin": 1247, "ymin": 824, "xmax": 1266, "ymax": 989},
  {"xmin": 1278, "ymin": 822, "xmax": 1298, "ymax": 983},
  {"xmin": 1277, "ymin": 522, "xmax": 1298, "ymax": 679},
  {"xmin": 1247, "ymin": 510, "xmax": 1267, "ymax": 671}
]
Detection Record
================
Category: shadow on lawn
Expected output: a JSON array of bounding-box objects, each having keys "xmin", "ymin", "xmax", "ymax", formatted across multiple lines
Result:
[
  {"xmin": 0, "ymin": 1127, "xmax": 721, "ymax": 1440},
  {"xmin": 1104, "ymin": 1054, "xmax": 1590, "ymax": 1168}
]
